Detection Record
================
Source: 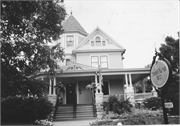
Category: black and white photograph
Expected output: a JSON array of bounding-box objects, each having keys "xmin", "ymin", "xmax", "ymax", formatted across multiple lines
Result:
[{"xmin": 1, "ymin": 0, "xmax": 179, "ymax": 125}]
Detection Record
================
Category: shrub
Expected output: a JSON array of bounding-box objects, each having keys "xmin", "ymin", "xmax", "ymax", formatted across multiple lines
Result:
[
  {"xmin": 1, "ymin": 96, "xmax": 53, "ymax": 123},
  {"xmin": 143, "ymin": 97, "xmax": 162, "ymax": 110},
  {"xmin": 89, "ymin": 119, "xmax": 117, "ymax": 126},
  {"xmin": 102, "ymin": 95, "xmax": 119, "ymax": 112},
  {"xmin": 121, "ymin": 109, "xmax": 164, "ymax": 125},
  {"xmin": 102, "ymin": 95, "xmax": 133, "ymax": 115}
]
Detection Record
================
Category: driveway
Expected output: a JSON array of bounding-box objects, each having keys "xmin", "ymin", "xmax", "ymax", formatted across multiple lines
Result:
[{"xmin": 53, "ymin": 119, "xmax": 96, "ymax": 126}]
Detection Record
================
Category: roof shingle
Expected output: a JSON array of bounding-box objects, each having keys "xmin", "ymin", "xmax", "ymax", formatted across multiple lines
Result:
[{"xmin": 63, "ymin": 15, "xmax": 88, "ymax": 36}]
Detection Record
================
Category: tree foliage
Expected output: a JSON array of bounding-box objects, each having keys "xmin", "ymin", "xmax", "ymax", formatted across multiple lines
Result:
[
  {"xmin": 159, "ymin": 33, "xmax": 179, "ymax": 115},
  {"xmin": 1, "ymin": 0, "xmax": 67, "ymax": 97},
  {"xmin": 159, "ymin": 34, "xmax": 179, "ymax": 75}
]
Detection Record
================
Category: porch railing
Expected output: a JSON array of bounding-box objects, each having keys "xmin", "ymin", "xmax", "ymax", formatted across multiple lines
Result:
[
  {"xmin": 134, "ymin": 92, "xmax": 153, "ymax": 100},
  {"xmin": 103, "ymin": 92, "xmax": 154, "ymax": 102},
  {"xmin": 103, "ymin": 94, "xmax": 124, "ymax": 102}
]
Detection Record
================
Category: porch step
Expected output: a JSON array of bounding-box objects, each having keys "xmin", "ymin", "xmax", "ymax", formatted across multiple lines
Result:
[{"xmin": 53, "ymin": 104, "xmax": 96, "ymax": 121}]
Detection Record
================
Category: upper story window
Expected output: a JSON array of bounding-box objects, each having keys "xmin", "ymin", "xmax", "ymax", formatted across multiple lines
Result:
[
  {"xmin": 100, "ymin": 56, "xmax": 108, "ymax": 68},
  {"xmin": 91, "ymin": 56, "xmax": 99, "ymax": 68},
  {"xmin": 95, "ymin": 36, "xmax": 101, "ymax": 46},
  {"xmin": 91, "ymin": 55, "xmax": 108, "ymax": 68},
  {"xmin": 66, "ymin": 35, "xmax": 74, "ymax": 47}
]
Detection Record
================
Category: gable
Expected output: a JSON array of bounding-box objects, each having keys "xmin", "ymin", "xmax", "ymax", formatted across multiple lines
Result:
[
  {"xmin": 60, "ymin": 62, "xmax": 97, "ymax": 71},
  {"xmin": 73, "ymin": 27, "xmax": 126, "ymax": 53}
]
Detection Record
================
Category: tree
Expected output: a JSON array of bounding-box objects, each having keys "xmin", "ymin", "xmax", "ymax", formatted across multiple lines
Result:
[
  {"xmin": 159, "ymin": 33, "xmax": 179, "ymax": 75},
  {"xmin": 1, "ymin": 0, "xmax": 67, "ymax": 97},
  {"xmin": 158, "ymin": 33, "xmax": 179, "ymax": 115}
]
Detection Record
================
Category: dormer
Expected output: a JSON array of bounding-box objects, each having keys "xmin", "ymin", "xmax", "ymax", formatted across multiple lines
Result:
[{"xmin": 90, "ymin": 35, "xmax": 106, "ymax": 47}]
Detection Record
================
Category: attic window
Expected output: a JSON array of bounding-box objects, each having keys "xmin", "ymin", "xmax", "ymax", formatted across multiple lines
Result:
[
  {"xmin": 95, "ymin": 36, "xmax": 101, "ymax": 46},
  {"xmin": 102, "ymin": 41, "xmax": 106, "ymax": 46},
  {"xmin": 91, "ymin": 41, "xmax": 94, "ymax": 46},
  {"xmin": 66, "ymin": 35, "xmax": 74, "ymax": 47}
]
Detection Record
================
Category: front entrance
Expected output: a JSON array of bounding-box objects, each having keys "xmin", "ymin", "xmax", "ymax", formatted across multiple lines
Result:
[{"xmin": 66, "ymin": 83, "xmax": 76, "ymax": 104}]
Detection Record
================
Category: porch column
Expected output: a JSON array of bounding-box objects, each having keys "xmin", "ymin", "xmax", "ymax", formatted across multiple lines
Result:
[
  {"xmin": 151, "ymin": 86, "xmax": 158, "ymax": 97},
  {"xmin": 48, "ymin": 77, "xmax": 57, "ymax": 107},
  {"xmin": 152, "ymin": 86, "xmax": 155, "ymax": 91},
  {"xmin": 126, "ymin": 74, "xmax": 135, "ymax": 106},
  {"xmin": 49, "ymin": 78, "xmax": 52, "ymax": 95},
  {"xmin": 142, "ymin": 82, "xmax": 146, "ymax": 93},
  {"xmin": 99, "ymin": 74, "xmax": 103, "ymax": 94},
  {"xmin": 77, "ymin": 81, "xmax": 79, "ymax": 104},
  {"xmin": 129, "ymin": 74, "xmax": 134, "ymax": 92},
  {"xmin": 95, "ymin": 74, "xmax": 98, "ymax": 93},
  {"xmin": 53, "ymin": 77, "xmax": 56, "ymax": 95},
  {"xmin": 95, "ymin": 72, "xmax": 103, "ymax": 119},
  {"xmin": 125, "ymin": 74, "xmax": 129, "ymax": 92}
]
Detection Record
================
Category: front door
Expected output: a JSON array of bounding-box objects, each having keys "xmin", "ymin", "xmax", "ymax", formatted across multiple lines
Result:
[{"xmin": 66, "ymin": 83, "xmax": 76, "ymax": 104}]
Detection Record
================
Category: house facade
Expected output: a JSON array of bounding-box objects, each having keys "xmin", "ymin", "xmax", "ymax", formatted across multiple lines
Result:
[{"xmin": 37, "ymin": 14, "xmax": 155, "ymax": 107}]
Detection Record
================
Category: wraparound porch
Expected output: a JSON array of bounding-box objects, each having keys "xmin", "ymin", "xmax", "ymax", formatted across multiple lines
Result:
[{"xmin": 37, "ymin": 67, "xmax": 154, "ymax": 105}]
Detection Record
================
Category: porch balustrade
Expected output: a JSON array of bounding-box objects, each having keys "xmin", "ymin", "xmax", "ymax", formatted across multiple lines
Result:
[
  {"xmin": 103, "ymin": 92, "xmax": 154, "ymax": 102},
  {"xmin": 134, "ymin": 92, "xmax": 154, "ymax": 100},
  {"xmin": 103, "ymin": 94, "xmax": 125, "ymax": 102}
]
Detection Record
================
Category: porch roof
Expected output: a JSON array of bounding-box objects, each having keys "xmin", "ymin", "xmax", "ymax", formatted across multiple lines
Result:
[{"xmin": 38, "ymin": 63, "xmax": 150, "ymax": 83}]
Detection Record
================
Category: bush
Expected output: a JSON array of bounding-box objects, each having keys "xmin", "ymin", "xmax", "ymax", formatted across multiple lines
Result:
[
  {"xmin": 89, "ymin": 119, "xmax": 117, "ymax": 126},
  {"xmin": 1, "ymin": 96, "xmax": 53, "ymax": 123},
  {"xmin": 102, "ymin": 95, "xmax": 133, "ymax": 115},
  {"xmin": 143, "ymin": 97, "xmax": 162, "ymax": 110},
  {"xmin": 121, "ymin": 109, "xmax": 164, "ymax": 125}
]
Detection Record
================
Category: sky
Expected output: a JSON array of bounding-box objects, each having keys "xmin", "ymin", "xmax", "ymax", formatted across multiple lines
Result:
[{"xmin": 63, "ymin": 0, "xmax": 179, "ymax": 68}]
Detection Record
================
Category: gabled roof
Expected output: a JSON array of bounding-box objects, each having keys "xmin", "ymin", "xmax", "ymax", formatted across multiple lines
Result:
[
  {"xmin": 73, "ymin": 26, "xmax": 126, "ymax": 54},
  {"xmin": 59, "ymin": 62, "xmax": 97, "ymax": 72},
  {"xmin": 62, "ymin": 15, "xmax": 88, "ymax": 36}
]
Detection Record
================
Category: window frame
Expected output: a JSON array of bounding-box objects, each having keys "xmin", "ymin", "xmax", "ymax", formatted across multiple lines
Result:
[
  {"xmin": 90, "ymin": 55, "xmax": 108, "ymax": 68},
  {"xmin": 100, "ymin": 55, "xmax": 108, "ymax": 69},
  {"xmin": 95, "ymin": 36, "xmax": 101, "ymax": 46},
  {"xmin": 91, "ymin": 41, "xmax": 95, "ymax": 46},
  {"xmin": 102, "ymin": 41, "xmax": 106, "ymax": 46},
  {"xmin": 91, "ymin": 56, "xmax": 99, "ymax": 68},
  {"xmin": 66, "ymin": 35, "xmax": 74, "ymax": 47}
]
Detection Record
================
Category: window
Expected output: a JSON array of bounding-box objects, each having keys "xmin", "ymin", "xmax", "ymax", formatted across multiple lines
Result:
[
  {"xmin": 102, "ymin": 81, "xmax": 109, "ymax": 95},
  {"xmin": 91, "ymin": 56, "xmax": 108, "ymax": 68},
  {"xmin": 91, "ymin": 56, "xmax": 99, "ymax": 68},
  {"xmin": 102, "ymin": 41, "xmax": 106, "ymax": 46},
  {"xmin": 95, "ymin": 36, "xmax": 101, "ymax": 46},
  {"xmin": 66, "ymin": 36, "xmax": 74, "ymax": 47},
  {"xmin": 91, "ymin": 41, "xmax": 94, "ymax": 46},
  {"xmin": 100, "ymin": 56, "xmax": 108, "ymax": 68},
  {"xmin": 66, "ymin": 59, "xmax": 72, "ymax": 65}
]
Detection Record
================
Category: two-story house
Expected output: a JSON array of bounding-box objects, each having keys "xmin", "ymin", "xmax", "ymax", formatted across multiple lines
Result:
[{"xmin": 37, "ymin": 14, "xmax": 154, "ymax": 120}]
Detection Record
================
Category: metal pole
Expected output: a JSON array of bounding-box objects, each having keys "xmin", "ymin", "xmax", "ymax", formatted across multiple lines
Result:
[{"xmin": 160, "ymin": 89, "xmax": 169, "ymax": 124}]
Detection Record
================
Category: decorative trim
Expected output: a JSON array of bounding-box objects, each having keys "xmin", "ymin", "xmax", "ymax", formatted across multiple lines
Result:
[{"xmin": 65, "ymin": 65, "xmax": 83, "ymax": 70}]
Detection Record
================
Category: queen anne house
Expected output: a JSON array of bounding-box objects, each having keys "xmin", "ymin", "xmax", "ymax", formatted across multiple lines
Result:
[{"xmin": 37, "ymin": 13, "xmax": 156, "ymax": 121}]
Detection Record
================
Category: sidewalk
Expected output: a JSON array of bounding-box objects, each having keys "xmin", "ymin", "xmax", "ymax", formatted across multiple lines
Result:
[{"xmin": 53, "ymin": 119, "xmax": 96, "ymax": 126}]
